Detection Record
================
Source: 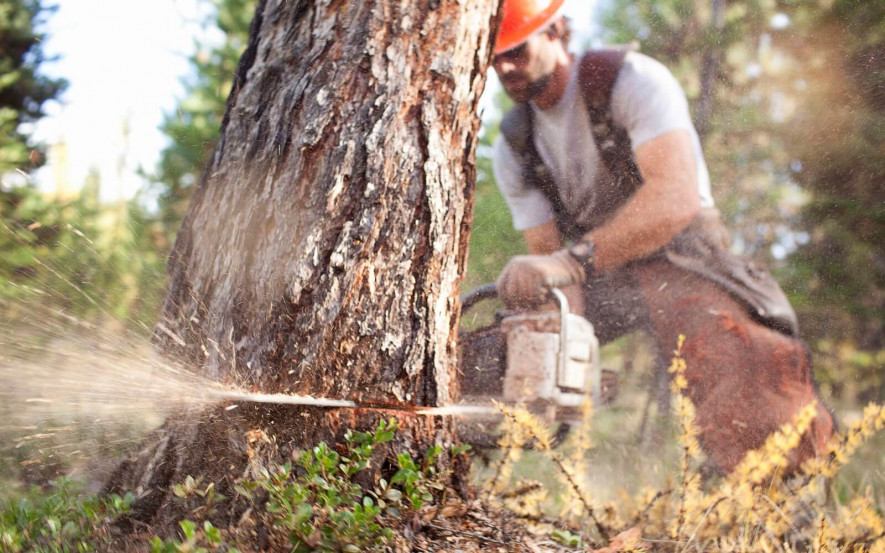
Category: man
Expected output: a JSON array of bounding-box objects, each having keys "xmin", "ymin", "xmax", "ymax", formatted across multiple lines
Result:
[{"xmin": 490, "ymin": 0, "xmax": 833, "ymax": 473}]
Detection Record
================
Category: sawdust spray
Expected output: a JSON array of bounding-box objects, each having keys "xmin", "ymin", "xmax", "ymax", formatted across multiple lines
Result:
[{"xmin": 0, "ymin": 299, "xmax": 238, "ymax": 490}]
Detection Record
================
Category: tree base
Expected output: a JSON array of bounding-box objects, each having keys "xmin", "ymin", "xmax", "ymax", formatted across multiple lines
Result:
[{"xmin": 104, "ymin": 402, "xmax": 465, "ymax": 534}]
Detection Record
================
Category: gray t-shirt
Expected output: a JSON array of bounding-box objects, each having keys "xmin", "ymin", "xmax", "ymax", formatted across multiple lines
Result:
[{"xmin": 492, "ymin": 51, "xmax": 714, "ymax": 232}]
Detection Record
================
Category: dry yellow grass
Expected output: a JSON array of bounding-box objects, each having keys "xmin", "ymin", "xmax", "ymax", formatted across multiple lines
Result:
[{"xmin": 482, "ymin": 335, "xmax": 885, "ymax": 552}]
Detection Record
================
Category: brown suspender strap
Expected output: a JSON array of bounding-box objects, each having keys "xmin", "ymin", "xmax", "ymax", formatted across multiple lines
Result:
[
  {"xmin": 577, "ymin": 46, "xmax": 644, "ymax": 202},
  {"xmin": 499, "ymin": 46, "xmax": 641, "ymax": 241}
]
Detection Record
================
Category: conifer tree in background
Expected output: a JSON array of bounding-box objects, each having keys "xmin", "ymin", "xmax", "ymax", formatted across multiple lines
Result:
[
  {"xmin": 151, "ymin": 0, "xmax": 254, "ymax": 236},
  {"xmin": 0, "ymin": 0, "xmax": 66, "ymax": 175},
  {"xmin": 601, "ymin": 0, "xmax": 797, "ymax": 261},
  {"xmin": 0, "ymin": 1, "xmax": 167, "ymax": 328},
  {"xmin": 779, "ymin": 1, "xmax": 884, "ymax": 399},
  {"xmin": 1, "ymin": 0, "xmax": 71, "ymax": 309}
]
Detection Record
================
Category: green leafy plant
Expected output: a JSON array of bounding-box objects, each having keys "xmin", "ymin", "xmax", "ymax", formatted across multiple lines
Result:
[
  {"xmin": 551, "ymin": 528, "xmax": 584, "ymax": 548},
  {"xmin": 149, "ymin": 520, "xmax": 237, "ymax": 553},
  {"xmin": 0, "ymin": 419, "xmax": 465, "ymax": 552},
  {"xmin": 0, "ymin": 477, "xmax": 133, "ymax": 552},
  {"xmin": 249, "ymin": 420, "xmax": 397, "ymax": 551},
  {"xmin": 228, "ymin": 418, "xmax": 460, "ymax": 552},
  {"xmin": 172, "ymin": 476, "xmax": 227, "ymax": 519}
]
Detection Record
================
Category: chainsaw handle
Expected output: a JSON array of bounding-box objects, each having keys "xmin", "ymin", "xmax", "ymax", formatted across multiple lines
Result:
[
  {"xmin": 460, "ymin": 283, "xmax": 570, "ymax": 316},
  {"xmin": 460, "ymin": 283, "xmax": 498, "ymax": 314}
]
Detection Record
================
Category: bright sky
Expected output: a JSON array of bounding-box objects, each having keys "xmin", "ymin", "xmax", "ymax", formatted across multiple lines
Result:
[
  {"xmin": 30, "ymin": 0, "xmax": 216, "ymax": 201},
  {"xmin": 30, "ymin": 1, "xmax": 597, "ymax": 203}
]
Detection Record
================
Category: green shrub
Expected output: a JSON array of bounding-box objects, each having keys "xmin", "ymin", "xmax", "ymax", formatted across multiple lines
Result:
[
  {"xmin": 0, "ymin": 478, "xmax": 133, "ymax": 552},
  {"xmin": 0, "ymin": 419, "xmax": 467, "ymax": 553},
  {"xmin": 156, "ymin": 419, "xmax": 467, "ymax": 552}
]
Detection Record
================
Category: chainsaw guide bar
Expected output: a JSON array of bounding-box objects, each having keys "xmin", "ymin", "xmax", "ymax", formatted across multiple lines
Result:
[
  {"xmin": 206, "ymin": 286, "xmax": 616, "ymax": 424},
  {"xmin": 210, "ymin": 389, "xmax": 502, "ymax": 417}
]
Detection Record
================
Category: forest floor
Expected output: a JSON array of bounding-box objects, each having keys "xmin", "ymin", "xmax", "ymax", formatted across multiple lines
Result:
[{"xmin": 2, "ymin": 329, "xmax": 884, "ymax": 552}]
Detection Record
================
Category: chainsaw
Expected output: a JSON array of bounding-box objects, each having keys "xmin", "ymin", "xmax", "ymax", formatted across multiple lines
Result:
[
  {"xmin": 453, "ymin": 284, "xmax": 619, "ymax": 446},
  {"xmin": 212, "ymin": 285, "xmax": 618, "ymax": 445}
]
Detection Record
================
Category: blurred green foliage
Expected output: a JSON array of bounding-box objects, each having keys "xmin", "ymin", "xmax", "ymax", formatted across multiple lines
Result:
[
  {"xmin": 0, "ymin": 0, "xmax": 66, "ymax": 174},
  {"xmin": 600, "ymin": 0, "xmax": 883, "ymax": 401},
  {"xmin": 777, "ymin": 1, "xmax": 884, "ymax": 401},
  {"xmin": 150, "ymin": 0, "xmax": 255, "ymax": 237},
  {"xmin": 602, "ymin": 0, "xmax": 798, "ymax": 258},
  {"xmin": 0, "ymin": 173, "xmax": 169, "ymax": 331},
  {"xmin": 465, "ymin": 87, "xmax": 524, "ymax": 294},
  {"xmin": 0, "ymin": 0, "xmax": 166, "ymax": 331},
  {"xmin": 0, "ymin": 478, "xmax": 134, "ymax": 552}
]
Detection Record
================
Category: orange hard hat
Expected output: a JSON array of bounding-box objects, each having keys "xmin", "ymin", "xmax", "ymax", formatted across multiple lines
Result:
[{"xmin": 495, "ymin": 0, "xmax": 567, "ymax": 55}]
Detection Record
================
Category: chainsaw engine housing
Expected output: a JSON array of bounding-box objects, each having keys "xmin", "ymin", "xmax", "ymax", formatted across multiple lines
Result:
[{"xmin": 458, "ymin": 288, "xmax": 613, "ymax": 419}]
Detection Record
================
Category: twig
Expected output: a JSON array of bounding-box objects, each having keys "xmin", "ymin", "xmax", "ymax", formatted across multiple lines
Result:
[
  {"xmin": 485, "ymin": 445, "xmax": 510, "ymax": 503},
  {"xmin": 425, "ymin": 522, "xmax": 507, "ymax": 545},
  {"xmin": 513, "ymin": 512, "xmax": 576, "ymax": 527},
  {"xmin": 859, "ymin": 530, "xmax": 885, "ymax": 547},
  {"xmin": 548, "ymin": 450, "xmax": 608, "ymax": 536},
  {"xmin": 641, "ymin": 537, "xmax": 690, "ymax": 546},
  {"xmin": 500, "ymin": 481, "xmax": 543, "ymax": 499},
  {"xmin": 499, "ymin": 408, "xmax": 610, "ymax": 541},
  {"xmin": 680, "ymin": 497, "xmax": 726, "ymax": 553},
  {"xmin": 633, "ymin": 489, "xmax": 673, "ymax": 526},
  {"xmin": 757, "ymin": 493, "xmax": 799, "ymax": 535}
]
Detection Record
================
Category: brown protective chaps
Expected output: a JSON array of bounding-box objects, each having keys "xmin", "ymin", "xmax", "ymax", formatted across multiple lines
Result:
[
  {"xmin": 582, "ymin": 215, "xmax": 834, "ymax": 473},
  {"xmin": 634, "ymin": 260, "xmax": 832, "ymax": 473}
]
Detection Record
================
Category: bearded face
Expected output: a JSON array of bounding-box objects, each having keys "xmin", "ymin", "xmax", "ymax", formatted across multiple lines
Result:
[{"xmin": 493, "ymin": 28, "xmax": 561, "ymax": 104}]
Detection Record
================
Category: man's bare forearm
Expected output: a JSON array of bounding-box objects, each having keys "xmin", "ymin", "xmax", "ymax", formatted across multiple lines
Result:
[
  {"xmin": 587, "ymin": 130, "xmax": 700, "ymax": 272},
  {"xmin": 588, "ymin": 175, "xmax": 699, "ymax": 271}
]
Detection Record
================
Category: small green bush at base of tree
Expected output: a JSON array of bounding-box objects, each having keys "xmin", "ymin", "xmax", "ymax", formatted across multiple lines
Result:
[{"xmin": 0, "ymin": 478, "xmax": 134, "ymax": 552}]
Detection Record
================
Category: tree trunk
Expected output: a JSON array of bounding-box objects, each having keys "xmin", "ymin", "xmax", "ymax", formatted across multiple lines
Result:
[{"xmin": 109, "ymin": 0, "xmax": 498, "ymax": 528}]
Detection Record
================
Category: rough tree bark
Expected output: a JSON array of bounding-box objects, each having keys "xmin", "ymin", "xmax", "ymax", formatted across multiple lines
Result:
[{"xmin": 108, "ymin": 0, "xmax": 499, "ymax": 528}]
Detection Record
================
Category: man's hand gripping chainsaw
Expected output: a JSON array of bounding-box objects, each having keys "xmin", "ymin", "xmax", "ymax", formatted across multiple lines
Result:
[{"xmin": 495, "ymin": 249, "xmax": 585, "ymax": 309}]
